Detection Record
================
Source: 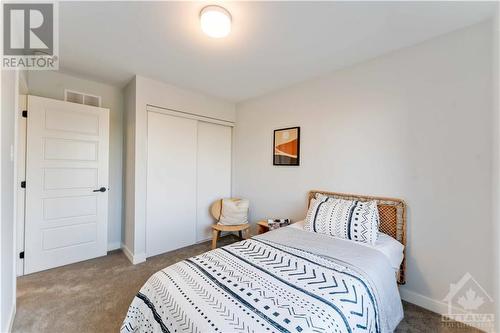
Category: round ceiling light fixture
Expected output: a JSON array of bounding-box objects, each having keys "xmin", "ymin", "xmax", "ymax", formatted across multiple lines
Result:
[{"xmin": 200, "ymin": 5, "xmax": 231, "ymax": 38}]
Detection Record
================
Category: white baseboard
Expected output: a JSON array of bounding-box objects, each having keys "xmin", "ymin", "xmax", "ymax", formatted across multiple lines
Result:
[
  {"xmin": 196, "ymin": 237, "xmax": 212, "ymax": 244},
  {"xmin": 400, "ymin": 288, "xmax": 450, "ymax": 314},
  {"xmin": 121, "ymin": 243, "xmax": 146, "ymax": 265},
  {"xmin": 400, "ymin": 288, "xmax": 493, "ymax": 332},
  {"xmin": 196, "ymin": 231, "xmax": 238, "ymax": 244},
  {"xmin": 7, "ymin": 302, "xmax": 16, "ymax": 333},
  {"xmin": 107, "ymin": 242, "xmax": 121, "ymax": 251}
]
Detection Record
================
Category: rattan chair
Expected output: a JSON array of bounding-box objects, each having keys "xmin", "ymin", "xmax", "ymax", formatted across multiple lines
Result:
[{"xmin": 210, "ymin": 198, "xmax": 250, "ymax": 249}]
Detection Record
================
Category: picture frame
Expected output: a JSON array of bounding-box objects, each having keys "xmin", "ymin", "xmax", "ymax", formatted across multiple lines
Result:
[{"xmin": 273, "ymin": 126, "xmax": 300, "ymax": 166}]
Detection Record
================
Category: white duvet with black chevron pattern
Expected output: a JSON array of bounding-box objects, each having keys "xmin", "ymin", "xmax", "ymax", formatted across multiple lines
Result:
[{"xmin": 122, "ymin": 227, "xmax": 403, "ymax": 333}]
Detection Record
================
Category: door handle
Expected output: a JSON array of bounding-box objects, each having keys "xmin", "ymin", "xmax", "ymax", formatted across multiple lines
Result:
[{"xmin": 93, "ymin": 187, "xmax": 107, "ymax": 193}]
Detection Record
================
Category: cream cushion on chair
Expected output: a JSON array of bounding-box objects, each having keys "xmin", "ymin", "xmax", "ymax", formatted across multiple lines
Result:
[{"xmin": 219, "ymin": 199, "xmax": 249, "ymax": 225}]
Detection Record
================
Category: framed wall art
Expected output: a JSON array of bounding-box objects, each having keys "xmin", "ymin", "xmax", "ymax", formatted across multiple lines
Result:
[{"xmin": 273, "ymin": 126, "xmax": 300, "ymax": 166}]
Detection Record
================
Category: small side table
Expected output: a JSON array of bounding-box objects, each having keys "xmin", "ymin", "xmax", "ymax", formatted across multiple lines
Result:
[{"xmin": 257, "ymin": 220, "xmax": 270, "ymax": 235}]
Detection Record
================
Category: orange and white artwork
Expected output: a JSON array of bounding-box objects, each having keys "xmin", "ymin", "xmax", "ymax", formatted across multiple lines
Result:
[{"xmin": 273, "ymin": 127, "xmax": 300, "ymax": 165}]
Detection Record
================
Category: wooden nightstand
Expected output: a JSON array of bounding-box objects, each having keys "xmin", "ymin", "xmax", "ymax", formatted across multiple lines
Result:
[{"xmin": 257, "ymin": 220, "xmax": 270, "ymax": 234}]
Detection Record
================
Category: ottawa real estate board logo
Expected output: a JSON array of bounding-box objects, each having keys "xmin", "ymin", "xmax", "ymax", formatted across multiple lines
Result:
[
  {"xmin": 2, "ymin": 1, "xmax": 58, "ymax": 70},
  {"xmin": 442, "ymin": 272, "xmax": 494, "ymax": 332}
]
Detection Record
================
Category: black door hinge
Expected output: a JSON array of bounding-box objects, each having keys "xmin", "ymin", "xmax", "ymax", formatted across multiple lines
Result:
[
  {"xmin": 21, "ymin": 181, "xmax": 26, "ymax": 188},
  {"xmin": 22, "ymin": 110, "xmax": 27, "ymax": 118},
  {"xmin": 19, "ymin": 251, "xmax": 24, "ymax": 259}
]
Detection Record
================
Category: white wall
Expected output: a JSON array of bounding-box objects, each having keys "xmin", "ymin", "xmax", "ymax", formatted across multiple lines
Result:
[
  {"xmin": 234, "ymin": 21, "xmax": 495, "ymax": 317},
  {"xmin": 123, "ymin": 75, "xmax": 236, "ymax": 262},
  {"xmin": 27, "ymin": 71, "xmax": 124, "ymax": 250},
  {"xmin": 1, "ymin": 69, "xmax": 19, "ymax": 332},
  {"xmin": 492, "ymin": 5, "xmax": 500, "ymax": 331}
]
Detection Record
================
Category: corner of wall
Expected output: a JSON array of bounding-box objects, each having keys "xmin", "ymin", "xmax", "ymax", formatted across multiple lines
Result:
[
  {"xmin": 121, "ymin": 242, "xmax": 145, "ymax": 265},
  {"xmin": 7, "ymin": 303, "xmax": 16, "ymax": 333},
  {"xmin": 492, "ymin": 4, "xmax": 500, "ymax": 332},
  {"xmin": 122, "ymin": 77, "xmax": 137, "ymax": 255},
  {"xmin": 132, "ymin": 77, "xmax": 147, "ymax": 259}
]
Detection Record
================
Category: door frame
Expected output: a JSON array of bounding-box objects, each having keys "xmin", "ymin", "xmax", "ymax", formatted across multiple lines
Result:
[
  {"xmin": 16, "ymin": 94, "xmax": 27, "ymax": 276},
  {"xmin": 146, "ymin": 104, "xmax": 235, "ymax": 128}
]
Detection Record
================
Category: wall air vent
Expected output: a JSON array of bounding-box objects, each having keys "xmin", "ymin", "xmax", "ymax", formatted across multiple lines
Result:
[{"xmin": 64, "ymin": 89, "xmax": 101, "ymax": 107}]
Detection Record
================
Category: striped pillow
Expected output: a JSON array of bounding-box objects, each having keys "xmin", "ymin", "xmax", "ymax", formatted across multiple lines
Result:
[{"xmin": 304, "ymin": 196, "xmax": 379, "ymax": 244}]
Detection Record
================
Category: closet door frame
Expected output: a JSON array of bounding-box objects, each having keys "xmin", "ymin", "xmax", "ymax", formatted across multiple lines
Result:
[
  {"xmin": 145, "ymin": 105, "xmax": 234, "ymax": 257},
  {"xmin": 146, "ymin": 105, "xmax": 235, "ymax": 127}
]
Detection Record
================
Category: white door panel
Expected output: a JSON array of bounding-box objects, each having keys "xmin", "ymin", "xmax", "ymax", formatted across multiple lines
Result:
[
  {"xmin": 43, "ymin": 168, "xmax": 98, "ymax": 190},
  {"xmin": 25, "ymin": 95, "xmax": 109, "ymax": 274},
  {"xmin": 196, "ymin": 122, "xmax": 232, "ymax": 241},
  {"xmin": 146, "ymin": 112, "xmax": 197, "ymax": 257},
  {"xmin": 42, "ymin": 222, "xmax": 97, "ymax": 250},
  {"xmin": 45, "ymin": 109, "xmax": 100, "ymax": 135},
  {"xmin": 43, "ymin": 138, "xmax": 98, "ymax": 161}
]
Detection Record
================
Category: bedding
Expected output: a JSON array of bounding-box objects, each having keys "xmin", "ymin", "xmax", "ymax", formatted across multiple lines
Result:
[
  {"xmin": 121, "ymin": 227, "xmax": 403, "ymax": 333},
  {"xmin": 289, "ymin": 221, "xmax": 404, "ymax": 271},
  {"xmin": 304, "ymin": 196, "xmax": 379, "ymax": 245}
]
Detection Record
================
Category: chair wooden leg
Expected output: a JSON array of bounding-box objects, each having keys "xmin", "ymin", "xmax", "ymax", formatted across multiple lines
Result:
[
  {"xmin": 238, "ymin": 230, "xmax": 243, "ymax": 239},
  {"xmin": 211, "ymin": 229, "xmax": 220, "ymax": 250}
]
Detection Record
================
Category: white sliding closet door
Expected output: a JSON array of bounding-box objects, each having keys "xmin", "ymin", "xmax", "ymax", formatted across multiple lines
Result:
[
  {"xmin": 147, "ymin": 112, "xmax": 197, "ymax": 257},
  {"xmin": 196, "ymin": 122, "xmax": 232, "ymax": 241}
]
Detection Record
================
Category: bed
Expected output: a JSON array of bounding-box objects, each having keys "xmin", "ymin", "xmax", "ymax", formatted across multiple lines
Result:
[{"xmin": 121, "ymin": 190, "xmax": 407, "ymax": 333}]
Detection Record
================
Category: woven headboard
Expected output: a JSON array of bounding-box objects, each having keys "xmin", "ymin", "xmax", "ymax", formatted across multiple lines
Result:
[{"xmin": 308, "ymin": 190, "xmax": 407, "ymax": 284}]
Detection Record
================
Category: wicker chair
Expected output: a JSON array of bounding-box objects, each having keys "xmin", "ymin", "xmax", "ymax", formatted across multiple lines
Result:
[{"xmin": 210, "ymin": 198, "xmax": 250, "ymax": 249}]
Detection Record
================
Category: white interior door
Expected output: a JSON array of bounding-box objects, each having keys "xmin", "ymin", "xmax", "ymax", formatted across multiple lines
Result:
[
  {"xmin": 196, "ymin": 122, "xmax": 232, "ymax": 241},
  {"xmin": 147, "ymin": 112, "xmax": 197, "ymax": 257},
  {"xmin": 25, "ymin": 95, "xmax": 109, "ymax": 274}
]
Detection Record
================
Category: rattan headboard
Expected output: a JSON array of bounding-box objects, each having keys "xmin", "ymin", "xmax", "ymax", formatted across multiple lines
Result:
[{"xmin": 308, "ymin": 190, "xmax": 407, "ymax": 284}]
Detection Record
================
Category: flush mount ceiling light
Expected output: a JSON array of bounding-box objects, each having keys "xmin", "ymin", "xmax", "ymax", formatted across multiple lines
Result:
[{"xmin": 200, "ymin": 5, "xmax": 231, "ymax": 38}]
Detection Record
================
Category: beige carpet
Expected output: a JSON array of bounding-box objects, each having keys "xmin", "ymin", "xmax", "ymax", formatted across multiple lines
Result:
[{"xmin": 13, "ymin": 235, "xmax": 480, "ymax": 333}]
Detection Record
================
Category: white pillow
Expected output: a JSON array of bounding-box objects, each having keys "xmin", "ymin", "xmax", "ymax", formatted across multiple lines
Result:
[
  {"xmin": 288, "ymin": 221, "xmax": 403, "ymax": 271},
  {"xmin": 375, "ymin": 233, "xmax": 405, "ymax": 271},
  {"xmin": 304, "ymin": 196, "xmax": 379, "ymax": 244},
  {"xmin": 219, "ymin": 199, "xmax": 249, "ymax": 225}
]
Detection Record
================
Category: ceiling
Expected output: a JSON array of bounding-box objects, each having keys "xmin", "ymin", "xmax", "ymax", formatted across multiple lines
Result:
[{"xmin": 59, "ymin": 1, "xmax": 496, "ymax": 102}]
